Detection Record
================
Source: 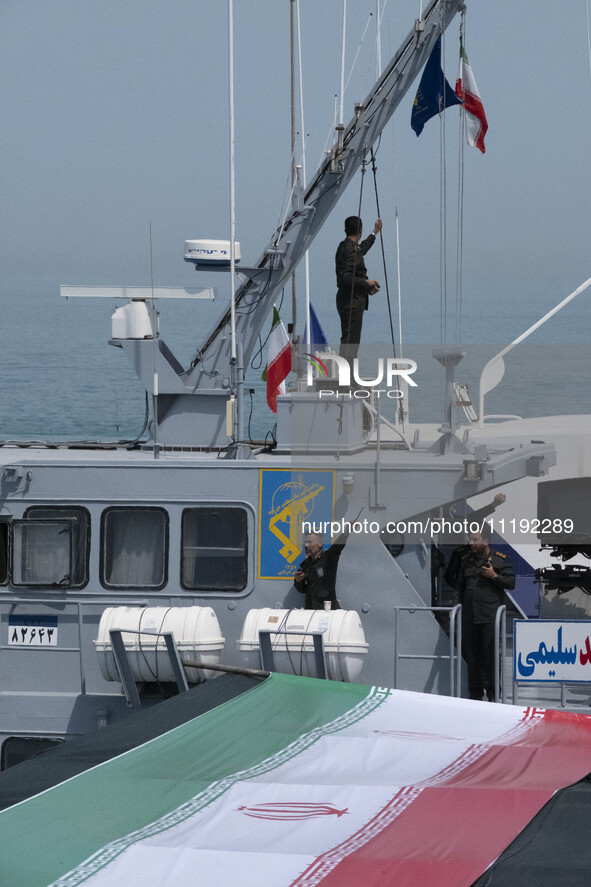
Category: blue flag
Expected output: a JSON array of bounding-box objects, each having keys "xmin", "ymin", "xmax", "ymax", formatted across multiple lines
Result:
[
  {"xmin": 411, "ymin": 36, "xmax": 463, "ymax": 137},
  {"xmin": 303, "ymin": 302, "xmax": 328, "ymax": 349}
]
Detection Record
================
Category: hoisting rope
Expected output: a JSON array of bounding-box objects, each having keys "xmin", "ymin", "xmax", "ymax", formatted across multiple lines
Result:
[
  {"xmin": 370, "ymin": 143, "xmax": 407, "ymax": 427},
  {"xmin": 347, "ymin": 148, "xmax": 398, "ymax": 362},
  {"xmin": 370, "ymin": 145, "xmax": 397, "ymax": 358},
  {"xmin": 345, "ymin": 155, "xmax": 368, "ymax": 338},
  {"xmin": 439, "ymin": 77, "xmax": 448, "ymax": 350}
]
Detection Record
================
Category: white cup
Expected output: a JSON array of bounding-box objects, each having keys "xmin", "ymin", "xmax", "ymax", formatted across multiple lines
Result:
[{"xmin": 324, "ymin": 601, "xmax": 332, "ymax": 611}]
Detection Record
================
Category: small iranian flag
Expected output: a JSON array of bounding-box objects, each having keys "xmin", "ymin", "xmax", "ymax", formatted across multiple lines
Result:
[
  {"xmin": 262, "ymin": 306, "xmax": 291, "ymax": 412},
  {"xmin": 455, "ymin": 39, "xmax": 488, "ymax": 153}
]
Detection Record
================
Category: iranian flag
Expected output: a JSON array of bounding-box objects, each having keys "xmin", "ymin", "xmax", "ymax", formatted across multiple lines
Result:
[
  {"xmin": 3, "ymin": 673, "xmax": 591, "ymax": 887},
  {"xmin": 455, "ymin": 39, "xmax": 488, "ymax": 153},
  {"xmin": 262, "ymin": 307, "xmax": 291, "ymax": 412}
]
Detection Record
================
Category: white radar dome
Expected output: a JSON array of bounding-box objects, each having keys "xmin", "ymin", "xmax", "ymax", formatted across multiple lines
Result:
[{"xmin": 184, "ymin": 239, "xmax": 241, "ymax": 266}]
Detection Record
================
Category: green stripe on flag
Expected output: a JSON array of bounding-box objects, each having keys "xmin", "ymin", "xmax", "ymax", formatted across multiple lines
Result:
[{"xmin": 0, "ymin": 674, "xmax": 384, "ymax": 887}]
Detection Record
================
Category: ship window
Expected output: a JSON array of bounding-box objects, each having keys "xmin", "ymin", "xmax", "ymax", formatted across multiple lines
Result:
[
  {"xmin": 0, "ymin": 522, "xmax": 8, "ymax": 585},
  {"xmin": 1, "ymin": 736, "xmax": 63, "ymax": 771},
  {"xmin": 12, "ymin": 519, "xmax": 74, "ymax": 587},
  {"xmin": 181, "ymin": 507, "xmax": 247, "ymax": 591},
  {"xmin": 25, "ymin": 507, "xmax": 89, "ymax": 587},
  {"xmin": 101, "ymin": 507, "xmax": 168, "ymax": 589}
]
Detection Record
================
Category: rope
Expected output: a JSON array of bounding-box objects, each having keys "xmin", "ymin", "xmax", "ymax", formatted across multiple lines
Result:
[
  {"xmin": 345, "ymin": 156, "xmax": 368, "ymax": 342},
  {"xmin": 439, "ymin": 106, "xmax": 448, "ymax": 349},
  {"xmin": 437, "ymin": 11, "xmax": 447, "ymax": 415},
  {"xmin": 344, "ymin": 11, "xmax": 375, "ymax": 98},
  {"xmin": 370, "ymin": 146, "xmax": 397, "ymax": 358}
]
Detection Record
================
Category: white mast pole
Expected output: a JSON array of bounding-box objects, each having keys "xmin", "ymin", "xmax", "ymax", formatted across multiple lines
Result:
[
  {"xmin": 296, "ymin": 0, "xmax": 311, "ymax": 350},
  {"xmin": 228, "ymin": 0, "xmax": 242, "ymax": 441},
  {"xmin": 376, "ymin": 0, "xmax": 382, "ymax": 77},
  {"xmin": 396, "ymin": 208, "xmax": 402, "ymax": 350},
  {"xmin": 339, "ymin": 0, "xmax": 347, "ymax": 128},
  {"xmin": 290, "ymin": 0, "xmax": 297, "ymax": 342},
  {"xmin": 228, "ymin": 0, "xmax": 236, "ymax": 362}
]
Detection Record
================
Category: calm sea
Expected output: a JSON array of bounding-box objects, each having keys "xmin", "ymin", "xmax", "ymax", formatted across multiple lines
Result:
[{"xmin": 1, "ymin": 289, "xmax": 590, "ymax": 442}]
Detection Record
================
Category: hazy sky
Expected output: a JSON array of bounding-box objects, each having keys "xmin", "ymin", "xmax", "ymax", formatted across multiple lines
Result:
[{"xmin": 1, "ymin": 0, "xmax": 591, "ymax": 352}]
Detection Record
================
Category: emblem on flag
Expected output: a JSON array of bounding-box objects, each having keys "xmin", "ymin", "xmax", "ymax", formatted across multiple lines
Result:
[{"xmin": 237, "ymin": 802, "xmax": 349, "ymax": 821}]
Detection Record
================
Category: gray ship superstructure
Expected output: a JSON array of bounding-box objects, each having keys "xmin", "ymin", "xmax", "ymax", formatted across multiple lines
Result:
[{"xmin": 1, "ymin": 0, "xmax": 590, "ymax": 767}]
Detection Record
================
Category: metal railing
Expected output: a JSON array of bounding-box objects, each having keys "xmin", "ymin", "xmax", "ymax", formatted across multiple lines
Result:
[
  {"xmin": 494, "ymin": 605, "xmax": 507, "ymax": 703},
  {"xmin": 393, "ymin": 604, "xmax": 462, "ymax": 697}
]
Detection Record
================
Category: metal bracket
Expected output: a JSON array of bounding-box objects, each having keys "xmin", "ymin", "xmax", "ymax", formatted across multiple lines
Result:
[
  {"xmin": 109, "ymin": 628, "xmax": 189, "ymax": 708},
  {"xmin": 258, "ymin": 628, "xmax": 328, "ymax": 679}
]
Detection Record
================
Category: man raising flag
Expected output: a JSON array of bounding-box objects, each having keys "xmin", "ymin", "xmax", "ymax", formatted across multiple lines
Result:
[{"xmin": 455, "ymin": 39, "xmax": 488, "ymax": 153}]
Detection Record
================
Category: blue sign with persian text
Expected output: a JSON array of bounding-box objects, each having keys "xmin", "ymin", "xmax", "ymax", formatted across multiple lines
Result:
[{"xmin": 514, "ymin": 620, "xmax": 591, "ymax": 682}]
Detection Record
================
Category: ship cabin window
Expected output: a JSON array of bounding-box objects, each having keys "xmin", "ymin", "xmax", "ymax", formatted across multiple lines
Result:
[
  {"xmin": 181, "ymin": 507, "xmax": 248, "ymax": 591},
  {"xmin": 12, "ymin": 508, "xmax": 89, "ymax": 588},
  {"xmin": 0, "ymin": 522, "xmax": 8, "ymax": 584},
  {"xmin": 23, "ymin": 507, "xmax": 89, "ymax": 587},
  {"xmin": 101, "ymin": 507, "xmax": 168, "ymax": 589},
  {"xmin": 1, "ymin": 736, "xmax": 63, "ymax": 771}
]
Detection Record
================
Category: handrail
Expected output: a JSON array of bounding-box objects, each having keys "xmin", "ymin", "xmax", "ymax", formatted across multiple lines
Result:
[
  {"xmin": 494, "ymin": 605, "xmax": 507, "ymax": 703},
  {"xmin": 393, "ymin": 604, "xmax": 462, "ymax": 697}
]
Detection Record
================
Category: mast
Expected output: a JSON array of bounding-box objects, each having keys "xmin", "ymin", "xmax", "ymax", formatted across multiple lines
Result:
[
  {"xmin": 290, "ymin": 0, "xmax": 297, "ymax": 341},
  {"xmin": 185, "ymin": 0, "xmax": 466, "ymax": 392}
]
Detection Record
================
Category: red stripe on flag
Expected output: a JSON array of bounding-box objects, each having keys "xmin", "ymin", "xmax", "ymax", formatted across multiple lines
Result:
[
  {"xmin": 295, "ymin": 710, "xmax": 591, "ymax": 887},
  {"xmin": 266, "ymin": 342, "xmax": 291, "ymax": 412},
  {"xmin": 460, "ymin": 90, "xmax": 487, "ymax": 152}
]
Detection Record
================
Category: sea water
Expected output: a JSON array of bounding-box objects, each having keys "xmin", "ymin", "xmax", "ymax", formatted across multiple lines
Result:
[{"xmin": 1, "ymin": 288, "xmax": 590, "ymax": 442}]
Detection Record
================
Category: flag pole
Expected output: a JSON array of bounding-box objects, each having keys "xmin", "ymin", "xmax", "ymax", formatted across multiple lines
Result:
[
  {"xmin": 290, "ymin": 0, "xmax": 297, "ymax": 344},
  {"xmin": 339, "ymin": 0, "xmax": 347, "ymax": 130},
  {"xmin": 228, "ymin": 0, "xmax": 242, "ymax": 441},
  {"xmin": 296, "ymin": 0, "xmax": 311, "ymax": 351}
]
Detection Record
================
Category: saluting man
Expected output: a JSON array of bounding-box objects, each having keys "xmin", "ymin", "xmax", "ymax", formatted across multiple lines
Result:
[{"xmin": 456, "ymin": 523, "xmax": 515, "ymax": 701}]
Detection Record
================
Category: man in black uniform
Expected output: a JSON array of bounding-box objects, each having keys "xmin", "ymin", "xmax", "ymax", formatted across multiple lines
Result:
[
  {"xmin": 335, "ymin": 216, "xmax": 382, "ymax": 361},
  {"xmin": 456, "ymin": 523, "xmax": 515, "ymax": 701},
  {"xmin": 293, "ymin": 531, "xmax": 348, "ymax": 610},
  {"xmin": 442, "ymin": 493, "xmax": 507, "ymax": 593}
]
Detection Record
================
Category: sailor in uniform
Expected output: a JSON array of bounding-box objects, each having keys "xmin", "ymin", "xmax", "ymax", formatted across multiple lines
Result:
[
  {"xmin": 456, "ymin": 523, "xmax": 515, "ymax": 701},
  {"xmin": 293, "ymin": 531, "xmax": 348, "ymax": 610},
  {"xmin": 335, "ymin": 216, "xmax": 382, "ymax": 361}
]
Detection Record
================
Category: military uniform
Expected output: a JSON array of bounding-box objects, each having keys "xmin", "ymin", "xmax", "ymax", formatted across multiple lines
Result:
[
  {"xmin": 335, "ymin": 233, "xmax": 376, "ymax": 361},
  {"xmin": 294, "ymin": 535, "xmax": 347, "ymax": 610},
  {"xmin": 457, "ymin": 548, "xmax": 515, "ymax": 700},
  {"xmin": 440, "ymin": 501, "xmax": 498, "ymax": 593}
]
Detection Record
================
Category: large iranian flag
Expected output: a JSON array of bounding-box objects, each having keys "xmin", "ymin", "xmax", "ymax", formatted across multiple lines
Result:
[
  {"xmin": 2, "ymin": 673, "xmax": 591, "ymax": 887},
  {"xmin": 262, "ymin": 307, "xmax": 291, "ymax": 413},
  {"xmin": 455, "ymin": 40, "xmax": 488, "ymax": 153}
]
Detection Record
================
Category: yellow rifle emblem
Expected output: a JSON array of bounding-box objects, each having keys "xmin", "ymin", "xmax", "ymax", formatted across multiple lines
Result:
[{"xmin": 269, "ymin": 485, "xmax": 323, "ymax": 563}]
